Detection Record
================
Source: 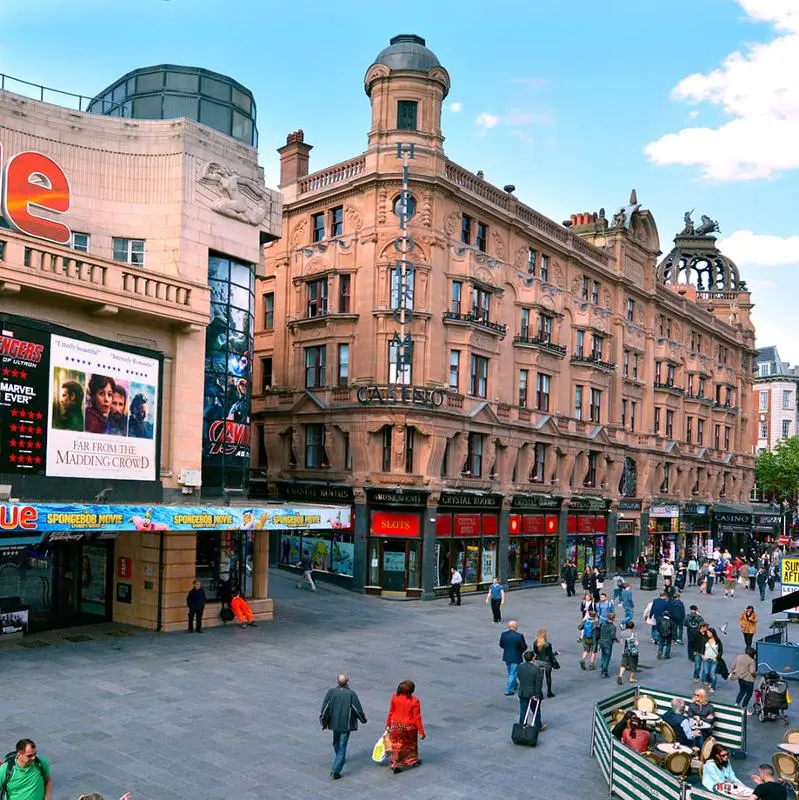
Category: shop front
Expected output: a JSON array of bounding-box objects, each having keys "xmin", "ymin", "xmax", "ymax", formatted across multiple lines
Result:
[
  {"xmin": 616, "ymin": 500, "xmax": 642, "ymax": 572},
  {"xmin": 648, "ymin": 503, "xmax": 681, "ymax": 562},
  {"xmin": 507, "ymin": 494, "xmax": 561, "ymax": 586},
  {"xmin": 365, "ymin": 488, "xmax": 428, "ymax": 597},
  {"xmin": 434, "ymin": 492, "xmax": 502, "ymax": 594},
  {"xmin": 268, "ymin": 482, "xmax": 355, "ymax": 586},
  {"xmin": 712, "ymin": 509, "xmax": 752, "ymax": 556},
  {"xmin": 0, "ymin": 500, "xmax": 349, "ymax": 633},
  {"xmin": 681, "ymin": 503, "xmax": 711, "ymax": 559},
  {"xmin": 752, "ymin": 512, "xmax": 781, "ymax": 551},
  {"xmin": 567, "ymin": 497, "xmax": 610, "ymax": 573}
]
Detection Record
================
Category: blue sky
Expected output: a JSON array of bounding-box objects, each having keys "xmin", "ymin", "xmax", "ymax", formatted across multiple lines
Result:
[{"xmin": 1, "ymin": 0, "xmax": 796, "ymax": 360}]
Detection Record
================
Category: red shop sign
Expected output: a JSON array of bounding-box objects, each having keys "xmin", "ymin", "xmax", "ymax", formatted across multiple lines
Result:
[
  {"xmin": 117, "ymin": 556, "xmax": 132, "ymax": 579},
  {"xmin": 523, "ymin": 515, "xmax": 544, "ymax": 535},
  {"xmin": 436, "ymin": 514, "xmax": 452, "ymax": 537},
  {"xmin": 371, "ymin": 511, "xmax": 420, "ymax": 537},
  {"xmin": 482, "ymin": 513, "xmax": 498, "ymax": 535},
  {"xmin": 454, "ymin": 514, "xmax": 481, "ymax": 536}
]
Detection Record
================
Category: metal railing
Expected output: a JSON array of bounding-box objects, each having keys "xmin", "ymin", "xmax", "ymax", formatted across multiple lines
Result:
[{"xmin": 0, "ymin": 71, "xmax": 111, "ymax": 113}]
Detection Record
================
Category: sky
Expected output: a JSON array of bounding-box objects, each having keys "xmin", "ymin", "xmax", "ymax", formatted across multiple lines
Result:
[{"xmin": 1, "ymin": 0, "xmax": 796, "ymax": 361}]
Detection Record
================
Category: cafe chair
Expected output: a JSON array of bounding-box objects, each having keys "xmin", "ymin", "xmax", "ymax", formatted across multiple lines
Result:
[
  {"xmin": 665, "ymin": 751, "xmax": 692, "ymax": 781},
  {"xmin": 773, "ymin": 752, "xmax": 799, "ymax": 800},
  {"xmin": 658, "ymin": 722, "xmax": 677, "ymax": 744},
  {"xmin": 634, "ymin": 695, "xmax": 658, "ymax": 714},
  {"xmin": 692, "ymin": 736, "xmax": 717, "ymax": 775},
  {"xmin": 643, "ymin": 751, "xmax": 663, "ymax": 767},
  {"xmin": 785, "ymin": 729, "xmax": 799, "ymax": 745},
  {"xmin": 611, "ymin": 708, "xmax": 627, "ymax": 725}
]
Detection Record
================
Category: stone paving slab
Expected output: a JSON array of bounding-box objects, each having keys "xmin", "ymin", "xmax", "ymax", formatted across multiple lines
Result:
[{"xmin": 0, "ymin": 570, "xmax": 788, "ymax": 799}]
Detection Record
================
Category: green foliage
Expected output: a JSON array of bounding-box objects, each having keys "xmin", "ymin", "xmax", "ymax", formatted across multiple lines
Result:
[{"xmin": 755, "ymin": 437, "xmax": 799, "ymax": 505}]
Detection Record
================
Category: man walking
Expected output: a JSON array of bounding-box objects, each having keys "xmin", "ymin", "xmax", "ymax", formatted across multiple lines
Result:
[
  {"xmin": 617, "ymin": 621, "xmax": 639, "ymax": 685},
  {"xmin": 657, "ymin": 608, "xmax": 673, "ymax": 659},
  {"xmin": 319, "ymin": 674, "xmax": 367, "ymax": 780},
  {"xmin": 598, "ymin": 611, "xmax": 621, "ymax": 678},
  {"xmin": 669, "ymin": 592, "xmax": 686, "ymax": 645},
  {"xmin": 448, "ymin": 568, "xmax": 462, "ymax": 606},
  {"xmin": 564, "ymin": 560, "xmax": 577, "ymax": 597},
  {"xmin": 298, "ymin": 553, "xmax": 317, "ymax": 591},
  {"xmin": 0, "ymin": 739, "xmax": 52, "ymax": 800},
  {"xmin": 517, "ymin": 651, "xmax": 546, "ymax": 732},
  {"xmin": 485, "ymin": 577, "xmax": 505, "ymax": 623},
  {"xmin": 619, "ymin": 582, "xmax": 635, "ymax": 626},
  {"xmin": 597, "ymin": 592, "xmax": 614, "ymax": 623},
  {"xmin": 579, "ymin": 610, "xmax": 600, "ymax": 671},
  {"xmin": 499, "ymin": 620, "xmax": 527, "ymax": 695}
]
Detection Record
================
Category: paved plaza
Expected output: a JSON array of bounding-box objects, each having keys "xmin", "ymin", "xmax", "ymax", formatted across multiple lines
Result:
[{"xmin": 0, "ymin": 570, "xmax": 790, "ymax": 799}]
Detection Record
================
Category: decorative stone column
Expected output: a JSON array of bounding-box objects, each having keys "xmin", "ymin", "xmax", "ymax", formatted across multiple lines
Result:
[
  {"xmin": 421, "ymin": 495, "xmax": 438, "ymax": 600},
  {"xmin": 352, "ymin": 487, "xmax": 368, "ymax": 593},
  {"xmin": 499, "ymin": 496, "xmax": 511, "ymax": 583}
]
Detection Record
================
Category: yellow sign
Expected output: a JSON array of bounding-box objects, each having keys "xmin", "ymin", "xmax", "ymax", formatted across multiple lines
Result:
[{"xmin": 782, "ymin": 558, "xmax": 799, "ymax": 586}]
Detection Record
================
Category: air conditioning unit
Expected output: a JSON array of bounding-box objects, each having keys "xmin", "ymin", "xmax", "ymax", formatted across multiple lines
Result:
[{"xmin": 178, "ymin": 469, "xmax": 202, "ymax": 488}]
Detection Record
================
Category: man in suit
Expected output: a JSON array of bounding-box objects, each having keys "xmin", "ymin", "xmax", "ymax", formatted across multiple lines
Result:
[
  {"xmin": 319, "ymin": 674, "xmax": 367, "ymax": 780},
  {"xmin": 499, "ymin": 620, "xmax": 527, "ymax": 696},
  {"xmin": 517, "ymin": 651, "xmax": 546, "ymax": 731}
]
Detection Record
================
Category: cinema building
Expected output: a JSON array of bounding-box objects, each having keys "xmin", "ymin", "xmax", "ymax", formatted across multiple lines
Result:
[
  {"xmin": 0, "ymin": 66, "xmax": 341, "ymax": 636},
  {"xmin": 252, "ymin": 35, "xmax": 758, "ymax": 598}
]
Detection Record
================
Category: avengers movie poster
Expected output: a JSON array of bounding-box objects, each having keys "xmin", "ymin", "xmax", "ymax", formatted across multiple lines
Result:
[{"xmin": 202, "ymin": 255, "xmax": 255, "ymax": 490}]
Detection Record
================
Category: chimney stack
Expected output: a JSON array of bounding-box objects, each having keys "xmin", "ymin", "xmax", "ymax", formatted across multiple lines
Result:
[{"xmin": 277, "ymin": 130, "xmax": 313, "ymax": 186}]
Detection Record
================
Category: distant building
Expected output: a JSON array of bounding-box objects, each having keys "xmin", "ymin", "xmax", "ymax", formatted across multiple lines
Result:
[{"xmin": 753, "ymin": 346, "xmax": 799, "ymax": 452}]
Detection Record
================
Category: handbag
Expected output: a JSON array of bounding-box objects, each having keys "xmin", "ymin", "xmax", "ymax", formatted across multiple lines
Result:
[
  {"xmin": 551, "ymin": 655, "xmax": 561, "ymax": 670},
  {"xmin": 717, "ymin": 656, "xmax": 730, "ymax": 681},
  {"xmin": 511, "ymin": 698, "xmax": 540, "ymax": 747}
]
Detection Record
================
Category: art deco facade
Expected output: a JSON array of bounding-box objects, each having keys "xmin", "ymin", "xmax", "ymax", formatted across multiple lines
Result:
[{"xmin": 252, "ymin": 35, "xmax": 758, "ymax": 598}]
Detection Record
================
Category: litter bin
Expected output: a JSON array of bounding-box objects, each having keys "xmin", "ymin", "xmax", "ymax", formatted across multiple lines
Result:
[{"xmin": 640, "ymin": 570, "xmax": 659, "ymax": 591}]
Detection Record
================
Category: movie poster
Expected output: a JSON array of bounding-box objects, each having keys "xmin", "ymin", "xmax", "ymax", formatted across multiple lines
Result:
[
  {"xmin": 202, "ymin": 255, "xmax": 254, "ymax": 489},
  {"xmin": 0, "ymin": 324, "xmax": 50, "ymax": 475},
  {"xmin": 45, "ymin": 334, "xmax": 159, "ymax": 481}
]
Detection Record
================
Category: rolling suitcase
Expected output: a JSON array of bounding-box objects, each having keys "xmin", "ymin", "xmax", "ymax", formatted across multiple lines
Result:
[{"xmin": 511, "ymin": 697, "xmax": 540, "ymax": 747}]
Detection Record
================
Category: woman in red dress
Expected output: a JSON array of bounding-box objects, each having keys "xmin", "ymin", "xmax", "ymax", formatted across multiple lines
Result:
[{"xmin": 385, "ymin": 680, "xmax": 425, "ymax": 773}]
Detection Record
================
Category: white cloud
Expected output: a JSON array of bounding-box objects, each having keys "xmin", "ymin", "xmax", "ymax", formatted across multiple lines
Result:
[
  {"xmin": 475, "ymin": 112, "xmax": 500, "ymax": 129},
  {"xmin": 688, "ymin": 110, "xmax": 699, "ymax": 120},
  {"xmin": 644, "ymin": 0, "xmax": 799, "ymax": 180},
  {"xmin": 449, "ymin": 101, "xmax": 462, "ymax": 112},
  {"xmin": 719, "ymin": 229, "xmax": 799, "ymax": 266}
]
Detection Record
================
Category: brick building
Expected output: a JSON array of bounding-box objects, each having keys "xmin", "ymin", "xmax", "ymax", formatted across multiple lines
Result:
[{"xmin": 252, "ymin": 35, "xmax": 758, "ymax": 597}]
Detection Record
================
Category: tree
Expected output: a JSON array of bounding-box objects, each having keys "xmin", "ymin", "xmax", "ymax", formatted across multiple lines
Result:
[{"xmin": 755, "ymin": 437, "xmax": 799, "ymax": 507}]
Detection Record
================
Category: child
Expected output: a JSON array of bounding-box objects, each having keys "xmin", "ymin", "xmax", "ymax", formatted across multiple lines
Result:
[
  {"xmin": 186, "ymin": 578, "xmax": 206, "ymax": 633},
  {"xmin": 230, "ymin": 589, "xmax": 257, "ymax": 628}
]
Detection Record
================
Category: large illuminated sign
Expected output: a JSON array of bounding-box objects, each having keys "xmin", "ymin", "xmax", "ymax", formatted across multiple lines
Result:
[{"xmin": 0, "ymin": 144, "xmax": 71, "ymax": 244}]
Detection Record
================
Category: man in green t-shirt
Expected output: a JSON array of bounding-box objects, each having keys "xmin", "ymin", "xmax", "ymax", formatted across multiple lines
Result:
[{"xmin": 0, "ymin": 739, "xmax": 52, "ymax": 800}]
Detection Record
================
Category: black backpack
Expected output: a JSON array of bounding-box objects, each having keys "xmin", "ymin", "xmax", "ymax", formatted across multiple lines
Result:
[{"xmin": 1, "ymin": 752, "xmax": 46, "ymax": 799}]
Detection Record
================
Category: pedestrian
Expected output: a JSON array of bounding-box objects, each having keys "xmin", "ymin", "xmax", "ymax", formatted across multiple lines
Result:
[
  {"xmin": 768, "ymin": 562, "xmax": 778, "ymax": 592},
  {"xmin": 730, "ymin": 647, "xmax": 757, "ymax": 713},
  {"xmin": 499, "ymin": 620, "xmax": 527, "ymax": 695},
  {"xmin": 748, "ymin": 563, "xmax": 757, "ymax": 592},
  {"xmin": 517, "ymin": 651, "xmax": 546, "ymax": 731},
  {"xmin": 669, "ymin": 592, "xmax": 686, "ymax": 645},
  {"xmin": 589, "ymin": 567, "xmax": 600, "ymax": 603},
  {"xmin": 688, "ymin": 556, "xmax": 699, "ymax": 586},
  {"xmin": 448, "ymin": 568, "xmax": 462, "ymax": 606},
  {"xmin": 319, "ymin": 673, "xmax": 367, "ymax": 780},
  {"xmin": 564, "ymin": 559, "xmax": 577, "ymax": 597},
  {"xmin": 663, "ymin": 576, "xmax": 676, "ymax": 599},
  {"xmin": 581, "ymin": 566, "xmax": 591, "ymax": 595},
  {"xmin": 619, "ymin": 582, "xmax": 634, "ymax": 626},
  {"xmin": 657, "ymin": 609, "xmax": 673, "ymax": 659},
  {"xmin": 705, "ymin": 562, "xmax": 715, "ymax": 595},
  {"xmin": 485, "ymin": 577, "xmax": 505, "ymax": 623},
  {"xmin": 580, "ymin": 591, "xmax": 596, "ymax": 618},
  {"xmin": 675, "ymin": 562, "xmax": 687, "ymax": 592},
  {"xmin": 230, "ymin": 589, "xmax": 257, "ymax": 627},
  {"xmin": 685, "ymin": 604, "xmax": 705, "ymax": 661},
  {"xmin": 723, "ymin": 560, "xmax": 737, "ymax": 598},
  {"xmin": 532, "ymin": 628, "xmax": 559, "ymax": 698},
  {"xmin": 613, "ymin": 573, "xmax": 624, "ymax": 602},
  {"xmin": 650, "ymin": 591, "xmax": 669, "ymax": 645},
  {"xmin": 0, "ymin": 739, "xmax": 52, "ymax": 800},
  {"xmin": 750, "ymin": 764, "xmax": 788, "ymax": 799},
  {"xmin": 297, "ymin": 553, "xmax": 317, "ymax": 591},
  {"xmin": 186, "ymin": 577, "xmax": 206, "ymax": 633},
  {"xmin": 702, "ymin": 627, "xmax": 722, "ymax": 693},
  {"xmin": 597, "ymin": 611, "xmax": 621, "ymax": 678},
  {"xmin": 385, "ymin": 680, "xmax": 425, "ymax": 774},
  {"xmin": 756, "ymin": 567, "xmax": 768, "ymax": 601},
  {"xmin": 579, "ymin": 610, "xmax": 599, "ymax": 671},
  {"xmin": 617, "ymin": 621, "xmax": 639, "ymax": 685},
  {"xmin": 739, "ymin": 606, "xmax": 758, "ymax": 649},
  {"xmin": 597, "ymin": 592, "xmax": 614, "ymax": 623}
]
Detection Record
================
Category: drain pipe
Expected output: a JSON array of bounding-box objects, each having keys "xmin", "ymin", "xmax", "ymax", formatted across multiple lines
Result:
[{"xmin": 156, "ymin": 531, "xmax": 165, "ymax": 632}]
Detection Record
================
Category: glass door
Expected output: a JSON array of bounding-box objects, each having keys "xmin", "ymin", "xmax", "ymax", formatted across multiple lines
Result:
[
  {"xmin": 380, "ymin": 539, "xmax": 407, "ymax": 591},
  {"xmin": 53, "ymin": 543, "xmax": 80, "ymax": 626},
  {"xmin": 79, "ymin": 543, "xmax": 112, "ymax": 620}
]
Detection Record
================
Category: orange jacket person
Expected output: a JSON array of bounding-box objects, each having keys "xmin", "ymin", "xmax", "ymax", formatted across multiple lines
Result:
[
  {"xmin": 385, "ymin": 680, "xmax": 425, "ymax": 773},
  {"xmin": 230, "ymin": 590, "xmax": 257, "ymax": 628}
]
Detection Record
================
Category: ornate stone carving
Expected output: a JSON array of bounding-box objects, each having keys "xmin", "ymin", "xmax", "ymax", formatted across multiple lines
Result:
[
  {"xmin": 515, "ymin": 246, "xmax": 527, "ymax": 268},
  {"xmin": 289, "ymin": 220, "xmax": 307, "ymax": 247},
  {"xmin": 344, "ymin": 204, "xmax": 363, "ymax": 231},
  {"xmin": 552, "ymin": 262, "xmax": 565, "ymax": 288},
  {"xmin": 443, "ymin": 211, "xmax": 460, "ymax": 237},
  {"xmin": 421, "ymin": 192, "xmax": 433, "ymax": 228},
  {"xmin": 377, "ymin": 187, "xmax": 389, "ymax": 224},
  {"xmin": 602, "ymin": 288, "xmax": 612, "ymax": 309},
  {"xmin": 491, "ymin": 231, "xmax": 505, "ymax": 260},
  {"xmin": 571, "ymin": 276, "xmax": 582, "ymax": 296},
  {"xmin": 484, "ymin": 437, "xmax": 497, "ymax": 477},
  {"xmin": 200, "ymin": 162, "xmax": 271, "ymax": 225}
]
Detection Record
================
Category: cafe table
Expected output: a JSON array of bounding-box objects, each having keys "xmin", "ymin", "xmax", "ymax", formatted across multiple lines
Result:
[
  {"xmin": 714, "ymin": 782, "xmax": 753, "ymax": 798},
  {"xmin": 778, "ymin": 742, "xmax": 799, "ymax": 755},
  {"xmin": 656, "ymin": 743, "xmax": 692, "ymax": 755}
]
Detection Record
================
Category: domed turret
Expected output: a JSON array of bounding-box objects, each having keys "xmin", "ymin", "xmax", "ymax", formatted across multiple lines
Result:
[{"xmin": 363, "ymin": 34, "xmax": 450, "ymax": 154}]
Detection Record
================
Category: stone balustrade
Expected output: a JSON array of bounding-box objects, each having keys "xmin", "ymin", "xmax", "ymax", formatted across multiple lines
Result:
[{"xmin": 298, "ymin": 156, "xmax": 367, "ymax": 195}]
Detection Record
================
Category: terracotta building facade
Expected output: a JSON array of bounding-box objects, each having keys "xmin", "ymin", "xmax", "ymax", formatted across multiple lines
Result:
[
  {"xmin": 0, "ymin": 66, "xmax": 291, "ymax": 633},
  {"xmin": 252, "ymin": 35, "xmax": 757, "ymax": 598}
]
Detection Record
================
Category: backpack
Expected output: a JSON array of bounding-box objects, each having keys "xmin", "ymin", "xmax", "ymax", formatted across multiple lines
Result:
[
  {"xmin": 625, "ymin": 635, "xmax": 639, "ymax": 656},
  {"xmin": 657, "ymin": 616, "xmax": 672, "ymax": 637},
  {"xmin": 1, "ymin": 752, "xmax": 46, "ymax": 800},
  {"xmin": 686, "ymin": 614, "xmax": 703, "ymax": 630},
  {"xmin": 583, "ymin": 619, "xmax": 594, "ymax": 638}
]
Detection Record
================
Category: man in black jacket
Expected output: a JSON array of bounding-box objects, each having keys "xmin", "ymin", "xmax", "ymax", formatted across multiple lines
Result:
[
  {"xmin": 186, "ymin": 578, "xmax": 206, "ymax": 633},
  {"xmin": 319, "ymin": 674, "xmax": 367, "ymax": 780},
  {"xmin": 564, "ymin": 560, "xmax": 577, "ymax": 597},
  {"xmin": 517, "ymin": 651, "xmax": 546, "ymax": 731}
]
